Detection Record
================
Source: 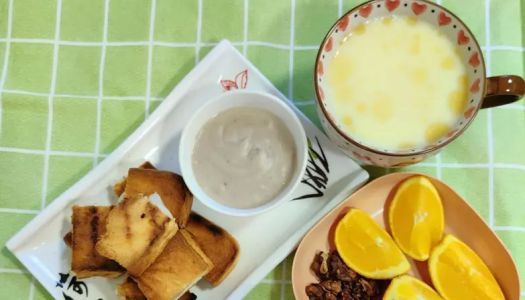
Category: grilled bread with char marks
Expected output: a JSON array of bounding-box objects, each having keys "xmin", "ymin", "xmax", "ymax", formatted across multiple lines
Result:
[
  {"xmin": 135, "ymin": 230, "xmax": 213, "ymax": 300},
  {"xmin": 113, "ymin": 162, "xmax": 156, "ymax": 197},
  {"xmin": 113, "ymin": 162, "xmax": 192, "ymax": 228},
  {"xmin": 185, "ymin": 213, "xmax": 240, "ymax": 286},
  {"xmin": 95, "ymin": 195, "xmax": 178, "ymax": 276},
  {"xmin": 123, "ymin": 168, "xmax": 193, "ymax": 228},
  {"xmin": 70, "ymin": 161, "xmax": 155, "ymax": 250},
  {"xmin": 71, "ymin": 206, "xmax": 124, "ymax": 278}
]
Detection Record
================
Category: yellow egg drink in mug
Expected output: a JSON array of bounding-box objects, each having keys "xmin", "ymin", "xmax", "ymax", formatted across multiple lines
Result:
[{"xmin": 325, "ymin": 16, "xmax": 467, "ymax": 151}]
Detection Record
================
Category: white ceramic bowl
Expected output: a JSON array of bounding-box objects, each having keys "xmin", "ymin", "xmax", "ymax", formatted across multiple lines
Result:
[{"xmin": 179, "ymin": 90, "xmax": 308, "ymax": 216}]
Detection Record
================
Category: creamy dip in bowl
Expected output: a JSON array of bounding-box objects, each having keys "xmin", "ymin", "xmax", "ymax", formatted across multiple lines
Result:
[{"xmin": 179, "ymin": 91, "xmax": 307, "ymax": 216}]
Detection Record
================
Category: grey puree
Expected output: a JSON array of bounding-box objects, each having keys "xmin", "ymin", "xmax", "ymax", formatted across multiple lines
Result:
[{"xmin": 192, "ymin": 107, "xmax": 296, "ymax": 209}]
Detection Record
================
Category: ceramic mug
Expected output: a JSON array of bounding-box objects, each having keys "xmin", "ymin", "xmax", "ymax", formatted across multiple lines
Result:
[{"xmin": 314, "ymin": 0, "xmax": 525, "ymax": 167}]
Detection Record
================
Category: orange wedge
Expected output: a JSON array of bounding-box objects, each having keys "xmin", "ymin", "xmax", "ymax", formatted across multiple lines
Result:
[
  {"xmin": 388, "ymin": 175, "xmax": 444, "ymax": 260},
  {"xmin": 383, "ymin": 275, "xmax": 443, "ymax": 300},
  {"xmin": 334, "ymin": 208, "xmax": 410, "ymax": 279},
  {"xmin": 429, "ymin": 234, "xmax": 505, "ymax": 300}
]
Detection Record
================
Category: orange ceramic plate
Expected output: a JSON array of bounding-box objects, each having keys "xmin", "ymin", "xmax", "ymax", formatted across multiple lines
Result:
[{"xmin": 291, "ymin": 173, "xmax": 520, "ymax": 300}]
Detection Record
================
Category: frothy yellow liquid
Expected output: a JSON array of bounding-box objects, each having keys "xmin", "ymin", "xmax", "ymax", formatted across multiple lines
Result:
[{"xmin": 326, "ymin": 16, "xmax": 468, "ymax": 151}]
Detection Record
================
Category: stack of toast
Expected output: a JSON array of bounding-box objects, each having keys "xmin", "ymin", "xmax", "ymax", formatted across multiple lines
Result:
[{"xmin": 66, "ymin": 162, "xmax": 240, "ymax": 300}]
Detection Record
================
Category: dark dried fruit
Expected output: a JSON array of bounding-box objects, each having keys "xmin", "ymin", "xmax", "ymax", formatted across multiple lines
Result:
[
  {"xmin": 324, "ymin": 291, "xmax": 337, "ymax": 300},
  {"xmin": 328, "ymin": 252, "xmax": 358, "ymax": 282},
  {"xmin": 305, "ymin": 251, "xmax": 388, "ymax": 300},
  {"xmin": 311, "ymin": 251, "xmax": 330, "ymax": 280},
  {"xmin": 359, "ymin": 278, "xmax": 378, "ymax": 296},
  {"xmin": 320, "ymin": 280, "xmax": 341, "ymax": 294},
  {"xmin": 305, "ymin": 283, "xmax": 324, "ymax": 300},
  {"xmin": 340, "ymin": 289, "xmax": 354, "ymax": 300}
]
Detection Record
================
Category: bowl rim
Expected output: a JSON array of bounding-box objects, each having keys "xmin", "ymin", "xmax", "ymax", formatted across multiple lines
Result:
[
  {"xmin": 179, "ymin": 90, "xmax": 308, "ymax": 217},
  {"xmin": 313, "ymin": 0, "xmax": 487, "ymax": 157}
]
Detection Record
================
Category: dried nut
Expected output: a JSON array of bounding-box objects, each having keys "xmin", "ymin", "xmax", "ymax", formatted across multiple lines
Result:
[
  {"xmin": 320, "ymin": 280, "xmax": 342, "ymax": 294},
  {"xmin": 305, "ymin": 283, "xmax": 324, "ymax": 300},
  {"xmin": 320, "ymin": 252, "xmax": 329, "ymax": 275}
]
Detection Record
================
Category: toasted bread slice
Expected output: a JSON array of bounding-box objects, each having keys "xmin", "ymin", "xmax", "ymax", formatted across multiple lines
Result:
[
  {"xmin": 113, "ymin": 180, "xmax": 127, "ymax": 199},
  {"xmin": 185, "ymin": 213, "xmax": 240, "ymax": 286},
  {"xmin": 113, "ymin": 162, "xmax": 156, "ymax": 197},
  {"xmin": 113, "ymin": 162, "xmax": 193, "ymax": 227},
  {"xmin": 135, "ymin": 230, "xmax": 213, "ymax": 300},
  {"xmin": 117, "ymin": 277, "xmax": 146, "ymax": 300},
  {"xmin": 123, "ymin": 168, "xmax": 193, "ymax": 228},
  {"xmin": 96, "ymin": 195, "xmax": 178, "ymax": 276},
  {"xmin": 71, "ymin": 206, "xmax": 124, "ymax": 278},
  {"xmin": 117, "ymin": 277, "xmax": 197, "ymax": 300}
]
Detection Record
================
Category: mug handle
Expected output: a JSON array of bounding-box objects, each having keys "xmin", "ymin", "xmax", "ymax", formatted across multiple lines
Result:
[{"xmin": 481, "ymin": 75, "xmax": 525, "ymax": 109}]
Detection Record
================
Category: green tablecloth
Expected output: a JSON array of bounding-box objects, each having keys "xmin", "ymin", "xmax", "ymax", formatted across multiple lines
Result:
[{"xmin": 0, "ymin": 0, "xmax": 523, "ymax": 299}]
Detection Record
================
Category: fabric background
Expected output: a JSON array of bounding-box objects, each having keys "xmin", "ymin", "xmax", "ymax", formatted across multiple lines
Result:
[{"xmin": 0, "ymin": 0, "xmax": 523, "ymax": 299}]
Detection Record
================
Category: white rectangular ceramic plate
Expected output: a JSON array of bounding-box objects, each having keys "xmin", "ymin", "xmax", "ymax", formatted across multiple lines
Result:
[{"xmin": 7, "ymin": 40, "xmax": 368, "ymax": 300}]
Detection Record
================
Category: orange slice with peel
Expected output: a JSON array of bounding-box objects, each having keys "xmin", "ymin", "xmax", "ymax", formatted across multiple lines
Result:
[
  {"xmin": 389, "ymin": 175, "xmax": 444, "ymax": 260},
  {"xmin": 429, "ymin": 234, "xmax": 505, "ymax": 300},
  {"xmin": 383, "ymin": 275, "xmax": 443, "ymax": 300},
  {"xmin": 334, "ymin": 208, "xmax": 410, "ymax": 279}
]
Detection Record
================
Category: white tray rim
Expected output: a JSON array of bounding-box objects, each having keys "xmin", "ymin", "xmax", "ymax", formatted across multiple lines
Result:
[{"xmin": 7, "ymin": 40, "xmax": 369, "ymax": 299}]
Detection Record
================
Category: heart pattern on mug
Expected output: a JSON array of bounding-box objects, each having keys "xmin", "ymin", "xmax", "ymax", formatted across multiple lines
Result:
[
  {"xmin": 359, "ymin": 4, "xmax": 373, "ymax": 17},
  {"xmin": 411, "ymin": 2, "xmax": 427, "ymax": 15},
  {"xmin": 457, "ymin": 30, "xmax": 470, "ymax": 45},
  {"xmin": 317, "ymin": 61, "xmax": 324, "ymax": 77},
  {"xmin": 464, "ymin": 106, "xmax": 476, "ymax": 119},
  {"xmin": 386, "ymin": 0, "xmax": 400, "ymax": 12},
  {"xmin": 470, "ymin": 78, "xmax": 481, "ymax": 93},
  {"xmin": 438, "ymin": 12, "xmax": 452, "ymax": 26},
  {"xmin": 469, "ymin": 52, "xmax": 480, "ymax": 67},
  {"xmin": 446, "ymin": 129, "xmax": 459, "ymax": 138},
  {"xmin": 352, "ymin": 151, "xmax": 371, "ymax": 162},
  {"xmin": 337, "ymin": 16, "xmax": 350, "ymax": 31},
  {"xmin": 324, "ymin": 37, "xmax": 333, "ymax": 52},
  {"xmin": 318, "ymin": 86, "xmax": 325, "ymax": 101}
]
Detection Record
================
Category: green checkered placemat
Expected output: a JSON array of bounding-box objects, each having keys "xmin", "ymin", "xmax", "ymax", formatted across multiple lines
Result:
[{"xmin": 0, "ymin": 0, "xmax": 523, "ymax": 299}]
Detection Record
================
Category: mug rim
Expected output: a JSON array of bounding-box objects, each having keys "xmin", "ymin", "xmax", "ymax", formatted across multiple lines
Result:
[{"xmin": 314, "ymin": 0, "xmax": 487, "ymax": 157}]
